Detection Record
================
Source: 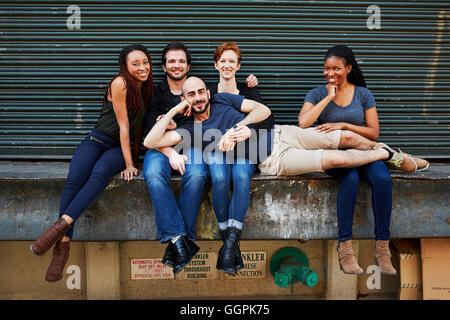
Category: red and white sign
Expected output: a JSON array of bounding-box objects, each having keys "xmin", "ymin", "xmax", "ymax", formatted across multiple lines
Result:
[{"xmin": 131, "ymin": 259, "xmax": 174, "ymax": 280}]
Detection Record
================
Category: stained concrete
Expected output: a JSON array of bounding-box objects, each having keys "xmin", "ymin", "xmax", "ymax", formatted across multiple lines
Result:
[
  {"xmin": 1, "ymin": 162, "xmax": 449, "ymax": 241},
  {"xmin": 0, "ymin": 239, "xmax": 401, "ymax": 300}
]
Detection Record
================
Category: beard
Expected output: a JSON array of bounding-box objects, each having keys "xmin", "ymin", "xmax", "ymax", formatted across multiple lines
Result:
[
  {"xmin": 166, "ymin": 69, "xmax": 188, "ymax": 81},
  {"xmin": 191, "ymin": 101, "xmax": 209, "ymax": 114}
]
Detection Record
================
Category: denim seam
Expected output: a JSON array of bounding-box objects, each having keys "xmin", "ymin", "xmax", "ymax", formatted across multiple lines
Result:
[
  {"xmin": 336, "ymin": 173, "xmax": 358, "ymax": 242},
  {"xmin": 362, "ymin": 166, "xmax": 391, "ymax": 241}
]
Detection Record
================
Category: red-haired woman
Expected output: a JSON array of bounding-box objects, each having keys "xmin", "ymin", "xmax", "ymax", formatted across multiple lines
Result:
[
  {"xmin": 206, "ymin": 42, "xmax": 273, "ymax": 275},
  {"xmin": 31, "ymin": 44, "xmax": 153, "ymax": 282},
  {"xmin": 208, "ymin": 41, "xmax": 260, "ymax": 101}
]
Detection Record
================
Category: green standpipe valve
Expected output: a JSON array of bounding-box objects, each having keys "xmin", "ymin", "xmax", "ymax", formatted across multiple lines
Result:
[{"xmin": 270, "ymin": 247, "xmax": 318, "ymax": 288}]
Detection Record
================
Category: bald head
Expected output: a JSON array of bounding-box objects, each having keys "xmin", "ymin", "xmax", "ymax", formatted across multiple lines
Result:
[
  {"xmin": 182, "ymin": 76, "xmax": 210, "ymax": 115},
  {"xmin": 182, "ymin": 76, "xmax": 206, "ymax": 96}
]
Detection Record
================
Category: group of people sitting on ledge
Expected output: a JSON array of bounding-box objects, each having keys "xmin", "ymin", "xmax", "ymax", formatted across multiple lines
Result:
[{"xmin": 30, "ymin": 42, "xmax": 429, "ymax": 283}]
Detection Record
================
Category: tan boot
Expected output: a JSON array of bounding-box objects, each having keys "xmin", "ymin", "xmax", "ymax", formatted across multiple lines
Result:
[
  {"xmin": 337, "ymin": 240, "xmax": 364, "ymax": 275},
  {"xmin": 375, "ymin": 240, "xmax": 397, "ymax": 275}
]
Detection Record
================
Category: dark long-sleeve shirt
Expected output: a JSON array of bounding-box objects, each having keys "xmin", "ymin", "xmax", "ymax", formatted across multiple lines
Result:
[{"xmin": 142, "ymin": 78, "xmax": 192, "ymax": 138}]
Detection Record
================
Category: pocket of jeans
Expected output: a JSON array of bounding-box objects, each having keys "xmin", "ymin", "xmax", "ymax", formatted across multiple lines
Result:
[{"xmin": 89, "ymin": 136, "xmax": 105, "ymax": 144}]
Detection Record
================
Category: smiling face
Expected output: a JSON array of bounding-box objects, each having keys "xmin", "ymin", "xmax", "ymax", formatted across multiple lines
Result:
[
  {"xmin": 215, "ymin": 49, "xmax": 241, "ymax": 80},
  {"xmin": 126, "ymin": 50, "xmax": 150, "ymax": 82},
  {"xmin": 163, "ymin": 49, "xmax": 190, "ymax": 81},
  {"xmin": 323, "ymin": 56, "xmax": 352, "ymax": 87},
  {"xmin": 182, "ymin": 77, "xmax": 210, "ymax": 114}
]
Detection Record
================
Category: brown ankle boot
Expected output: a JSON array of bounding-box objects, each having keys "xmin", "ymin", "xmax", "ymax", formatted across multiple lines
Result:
[
  {"xmin": 45, "ymin": 240, "xmax": 70, "ymax": 283},
  {"xmin": 31, "ymin": 218, "xmax": 71, "ymax": 256},
  {"xmin": 375, "ymin": 240, "xmax": 397, "ymax": 275},
  {"xmin": 337, "ymin": 240, "xmax": 364, "ymax": 275}
]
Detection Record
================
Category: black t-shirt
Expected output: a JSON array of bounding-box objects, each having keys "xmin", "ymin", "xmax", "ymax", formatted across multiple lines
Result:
[{"xmin": 142, "ymin": 78, "xmax": 192, "ymax": 137}]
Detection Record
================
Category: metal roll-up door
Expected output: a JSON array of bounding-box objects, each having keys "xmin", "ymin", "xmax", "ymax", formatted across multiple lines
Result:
[{"xmin": 1, "ymin": 1, "xmax": 449, "ymax": 159}]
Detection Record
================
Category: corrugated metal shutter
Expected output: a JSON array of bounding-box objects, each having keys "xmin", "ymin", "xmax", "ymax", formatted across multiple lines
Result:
[{"xmin": 1, "ymin": 0, "xmax": 449, "ymax": 159}]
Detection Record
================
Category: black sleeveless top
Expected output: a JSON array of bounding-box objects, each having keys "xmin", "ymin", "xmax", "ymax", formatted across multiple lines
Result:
[{"xmin": 94, "ymin": 99, "xmax": 146, "ymax": 141}]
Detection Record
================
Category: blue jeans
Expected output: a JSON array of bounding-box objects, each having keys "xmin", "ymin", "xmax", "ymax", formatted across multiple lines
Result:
[
  {"xmin": 143, "ymin": 148, "xmax": 208, "ymax": 243},
  {"xmin": 205, "ymin": 152, "xmax": 256, "ymax": 228},
  {"xmin": 326, "ymin": 160, "xmax": 392, "ymax": 242},
  {"xmin": 59, "ymin": 128, "xmax": 125, "ymax": 239}
]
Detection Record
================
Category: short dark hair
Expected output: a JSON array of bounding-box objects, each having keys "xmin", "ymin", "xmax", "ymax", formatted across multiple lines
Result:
[{"xmin": 162, "ymin": 42, "xmax": 191, "ymax": 65}]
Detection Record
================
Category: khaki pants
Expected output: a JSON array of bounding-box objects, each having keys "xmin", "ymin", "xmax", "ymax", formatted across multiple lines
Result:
[{"xmin": 259, "ymin": 125, "xmax": 341, "ymax": 175}]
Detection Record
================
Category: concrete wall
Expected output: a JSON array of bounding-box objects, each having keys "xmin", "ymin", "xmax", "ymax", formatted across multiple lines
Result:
[{"xmin": 0, "ymin": 239, "xmax": 399, "ymax": 300}]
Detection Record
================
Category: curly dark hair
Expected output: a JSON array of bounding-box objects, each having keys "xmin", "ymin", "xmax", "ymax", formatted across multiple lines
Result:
[{"xmin": 325, "ymin": 45, "xmax": 366, "ymax": 88}]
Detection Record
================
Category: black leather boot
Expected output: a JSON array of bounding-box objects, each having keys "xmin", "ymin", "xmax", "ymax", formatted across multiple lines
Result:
[
  {"xmin": 218, "ymin": 227, "xmax": 242, "ymax": 276},
  {"xmin": 187, "ymin": 239, "xmax": 200, "ymax": 257},
  {"xmin": 172, "ymin": 236, "xmax": 193, "ymax": 275},
  {"xmin": 234, "ymin": 234, "xmax": 245, "ymax": 272},
  {"xmin": 216, "ymin": 228, "xmax": 245, "ymax": 272},
  {"xmin": 163, "ymin": 239, "xmax": 199, "ymax": 270},
  {"xmin": 216, "ymin": 228, "xmax": 229, "ymax": 270},
  {"xmin": 161, "ymin": 242, "xmax": 176, "ymax": 268}
]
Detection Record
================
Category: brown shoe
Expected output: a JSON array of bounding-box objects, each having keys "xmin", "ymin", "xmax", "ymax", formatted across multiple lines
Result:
[
  {"xmin": 45, "ymin": 240, "xmax": 70, "ymax": 283},
  {"xmin": 375, "ymin": 240, "xmax": 397, "ymax": 275},
  {"xmin": 397, "ymin": 149, "xmax": 429, "ymax": 172},
  {"xmin": 375, "ymin": 143, "xmax": 417, "ymax": 173},
  {"xmin": 31, "ymin": 218, "xmax": 71, "ymax": 256},
  {"xmin": 337, "ymin": 240, "xmax": 364, "ymax": 275}
]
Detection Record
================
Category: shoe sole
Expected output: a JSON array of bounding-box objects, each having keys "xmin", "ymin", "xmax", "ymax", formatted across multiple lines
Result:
[
  {"xmin": 339, "ymin": 261, "xmax": 364, "ymax": 275},
  {"xmin": 45, "ymin": 276, "xmax": 63, "ymax": 283},
  {"xmin": 219, "ymin": 268, "xmax": 237, "ymax": 276},
  {"xmin": 161, "ymin": 259, "xmax": 175, "ymax": 268},
  {"xmin": 173, "ymin": 263, "xmax": 188, "ymax": 275},
  {"xmin": 235, "ymin": 264, "xmax": 245, "ymax": 272},
  {"xmin": 30, "ymin": 244, "xmax": 43, "ymax": 256},
  {"xmin": 375, "ymin": 261, "xmax": 398, "ymax": 276},
  {"xmin": 415, "ymin": 162, "xmax": 429, "ymax": 172},
  {"xmin": 173, "ymin": 254, "xmax": 196, "ymax": 275}
]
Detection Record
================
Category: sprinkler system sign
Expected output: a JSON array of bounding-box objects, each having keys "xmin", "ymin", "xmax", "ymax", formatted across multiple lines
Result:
[
  {"xmin": 176, "ymin": 252, "xmax": 218, "ymax": 280},
  {"xmin": 225, "ymin": 251, "xmax": 267, "ymax": 279}
]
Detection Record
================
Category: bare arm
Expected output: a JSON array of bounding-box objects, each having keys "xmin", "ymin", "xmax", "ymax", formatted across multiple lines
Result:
[
  {"xmin": 235, "ymin": 98, "xmax": 271, "ymax": 127},
  {"xmin": 110, "ymin": 77, "xmax": 137, "ymax": 181},
  {"xmin": 218, "ymin": 98, "xmax": 272, "ymax": 151},
  {"xmin": 298, "ymin": 84, "xmax": 336, "ymax": 128},
  {"xmin": 143, "ymin": 100, "xmax": 190, "ymax": 149},
  {"xmin": 314, "ymin": 107, "xmax": 380, "ymax": 141}
]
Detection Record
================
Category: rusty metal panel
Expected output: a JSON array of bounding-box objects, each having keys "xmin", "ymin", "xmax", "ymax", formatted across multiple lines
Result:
[{"xmin": 0, "ymin": 1, "xmax": 449, "ymax": 159}]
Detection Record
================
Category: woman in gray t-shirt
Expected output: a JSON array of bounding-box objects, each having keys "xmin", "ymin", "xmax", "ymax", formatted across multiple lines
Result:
[{"xmin": 299, "ymin": 45, "xmax": 399, "ymax": 276}]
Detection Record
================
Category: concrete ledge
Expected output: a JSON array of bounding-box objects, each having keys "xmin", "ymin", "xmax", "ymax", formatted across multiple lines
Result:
[{"xmin": 0, "ymin": 161, "xmax": 449, "ymax": 241}]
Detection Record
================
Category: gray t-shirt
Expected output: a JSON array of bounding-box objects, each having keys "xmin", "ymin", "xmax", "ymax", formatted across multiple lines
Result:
[{"xmin": 304, "ymin": 85, "xmax": 376, "ymax": 126}]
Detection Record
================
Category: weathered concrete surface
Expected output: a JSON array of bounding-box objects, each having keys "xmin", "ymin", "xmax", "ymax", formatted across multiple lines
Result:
[{"xmin": 0, "ymin": 161, "xmax": 449, "ymax": 241}]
